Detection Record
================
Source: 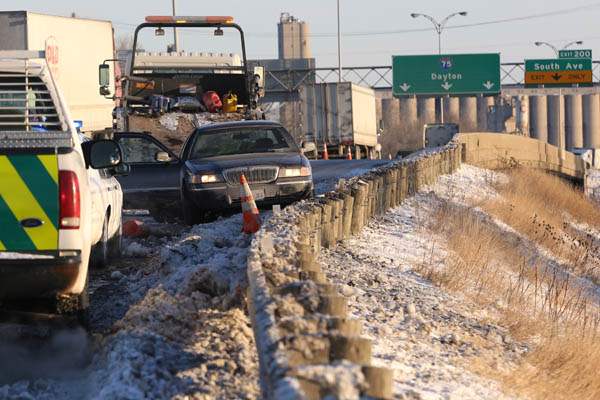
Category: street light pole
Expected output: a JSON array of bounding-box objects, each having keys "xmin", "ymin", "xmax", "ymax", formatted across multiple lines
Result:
[
  {"xmin": 534, "ymin": 40, "xmax": 583, "ymax": 56},
  {"xmin": 411, "ymin": 11, "xmax": 468, "ymax": 123},
  {"xmin": 337, "ymin": 0, "xmax": 342, "ymax": 82},
  {"xmin": 172, "ymin": 0, "xmax": 179, "ymax": 52}
]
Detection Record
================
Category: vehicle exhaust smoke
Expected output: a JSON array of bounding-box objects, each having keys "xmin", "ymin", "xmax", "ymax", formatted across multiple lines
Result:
[{"xmin": 0, "ymin": 322, "xmax": 91, "ymax": 384}]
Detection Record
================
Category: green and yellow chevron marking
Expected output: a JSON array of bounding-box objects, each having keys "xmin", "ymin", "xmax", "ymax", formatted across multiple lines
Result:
[{"xmin": 0, "ymin": 154, "xmax": 59, "ymax": 251}]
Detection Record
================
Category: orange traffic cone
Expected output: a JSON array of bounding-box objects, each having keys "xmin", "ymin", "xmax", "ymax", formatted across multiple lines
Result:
[
  {"xmin": 346, "ymin": 146, "xmax": 353, "ymax": 160},
  {"xmin": 322, "ymin": 142, "xmax": 329, "ymax": 160},
  {"xmin": 240, "ymin": 174, "xmax": 261, "ymax": 234}
]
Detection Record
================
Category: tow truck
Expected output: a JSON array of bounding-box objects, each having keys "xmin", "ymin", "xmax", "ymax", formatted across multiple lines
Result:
[{"xmin": 99, "ymin": 15, "xmax": 264, "ymax": 154}]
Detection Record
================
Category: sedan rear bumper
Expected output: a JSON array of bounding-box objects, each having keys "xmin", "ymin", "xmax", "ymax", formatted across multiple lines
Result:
[
  {"xmin": 0, "ymin": 252, "xmax": 82, "ymax": 299},
  {"xmin": 186, "ymin": 179, "xmax": 313, "ymax": 211}
]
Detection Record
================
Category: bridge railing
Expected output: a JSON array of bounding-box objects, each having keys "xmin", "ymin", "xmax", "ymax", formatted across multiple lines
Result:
[
  {"xmin": 456, "ymin": 133, "xmax": 587, "ymax": 180},
  {"xmin": 264, "ymin": 62, "xmax": 600, "ymax": 92}
]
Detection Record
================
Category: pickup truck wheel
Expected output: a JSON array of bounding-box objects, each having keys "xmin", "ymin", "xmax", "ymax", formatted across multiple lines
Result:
[
  {"xmin": 182, "ymin": 193, "xmax": 203, "ymax": 226},
  {"xmin": 91, "ymin": 217, "xmax": 110, "ymax": 268},
  {"xmin": 76, "ymin": 278, "xmax": 90, "ymax": 328},
  {"xmin": 108, "ymin": 223, "xmax": 122, "ymax": 259},
  {"xmin": 53, "ymin": 277, "xmax": 89, "ymax": 321}
]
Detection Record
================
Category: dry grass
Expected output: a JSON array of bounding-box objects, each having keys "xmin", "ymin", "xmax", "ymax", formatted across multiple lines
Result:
[
  {"xmin": 484, "ymin": 168, "xmax": 600, "ymax": 284},
  {"xmin": 418, "ymin": 177, "xmax": 600, "ymax": 400}
]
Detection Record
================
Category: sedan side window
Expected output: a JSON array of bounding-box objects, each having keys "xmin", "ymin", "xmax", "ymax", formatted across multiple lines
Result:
[{"xmin": 117, "ymin": 136, "xmax": 170, "ymax": 164}]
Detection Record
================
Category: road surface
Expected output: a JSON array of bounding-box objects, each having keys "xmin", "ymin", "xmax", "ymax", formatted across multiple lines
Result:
[{"xmin": 310, "ymin": 159, "xmax": 393, "ymax": 194}]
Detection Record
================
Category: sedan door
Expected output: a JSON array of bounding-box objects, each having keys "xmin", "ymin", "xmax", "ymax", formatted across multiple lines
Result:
[{"xmin": 114, "ymin": 133, "xmax": 182, "ymax": 219}]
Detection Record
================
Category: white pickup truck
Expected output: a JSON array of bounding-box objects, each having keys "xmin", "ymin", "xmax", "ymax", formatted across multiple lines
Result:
[{"xmin": 0, "ymin": 50, "xmax": 125, "ymax": 316}]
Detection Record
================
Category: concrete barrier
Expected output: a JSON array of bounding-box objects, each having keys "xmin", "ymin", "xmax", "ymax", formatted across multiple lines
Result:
[
  {"xmin": 456, "ymin": 132, "xmax": 586, "ymax": 180},
  {"xmin": 247, "ymin": 144, "xmax": 462, "ymax": 399}
]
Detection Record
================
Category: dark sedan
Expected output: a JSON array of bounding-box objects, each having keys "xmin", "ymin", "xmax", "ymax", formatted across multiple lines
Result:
[
  {"xmin": 114, "ymin": 121, "xmax": 313, "ymax": 224},
  {"xmin": 180, "ymin": 121, "xmax": 313, "ymax": 224}
]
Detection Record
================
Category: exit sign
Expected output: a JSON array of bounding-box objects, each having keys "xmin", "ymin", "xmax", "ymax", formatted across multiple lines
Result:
[
  {"xmin": 558, "ymin": 49, "xmax": 592, "ymax": 59},
  {"xmin": 525, "ymin": 58, "xmax": 593, "ymax": 87}
]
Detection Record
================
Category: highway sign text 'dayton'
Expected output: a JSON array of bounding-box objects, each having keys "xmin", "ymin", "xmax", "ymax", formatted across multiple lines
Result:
[{"xmin": 392, "ymin": 53, "xmax": 501, "ymax": 97}]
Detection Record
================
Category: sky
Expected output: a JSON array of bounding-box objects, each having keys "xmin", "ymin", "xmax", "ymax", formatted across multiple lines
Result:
[{"xmin": 11, "ymin": 0, "xmax": 600, "ymax": 67}]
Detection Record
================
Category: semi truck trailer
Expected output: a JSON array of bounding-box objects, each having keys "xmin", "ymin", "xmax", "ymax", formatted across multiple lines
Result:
[
  {"xmin": 300, "ymin": 82, "xmax": 379, "ymax": 159},
  {"xmin": 0, "ymin": 11, "xmax": 116, "ymax": 133}
]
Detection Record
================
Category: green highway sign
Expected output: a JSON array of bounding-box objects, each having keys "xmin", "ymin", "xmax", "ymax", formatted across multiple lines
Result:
[
  {"xmin": 525, "ymin": 58, "xmax": 593, "ymax": 87},
  {"xmin": 392, "ymin": 53, "xmax": 501, "ymax": 96},
  {"xmin": 558, "ymin": 49, "xmax": 592, "ymax": 59}
]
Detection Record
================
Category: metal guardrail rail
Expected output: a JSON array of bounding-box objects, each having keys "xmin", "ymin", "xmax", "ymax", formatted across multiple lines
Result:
[{"xmin": 265, "ymin": 61, "xmax": 600, "ymax": 92}]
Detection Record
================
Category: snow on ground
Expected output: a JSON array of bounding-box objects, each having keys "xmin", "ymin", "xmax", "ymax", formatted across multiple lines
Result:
[
  {"xmin": 321, "ymin": 165, "xmax": 525, "ymax": 399},
  {"xmin": 0, "ymin": 214, "xmax": 260, "ymax": 400}
]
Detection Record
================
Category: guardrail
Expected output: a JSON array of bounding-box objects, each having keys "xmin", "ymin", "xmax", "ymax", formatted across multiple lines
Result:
[{"xmin": 247, "ymin": 144, "xmax": 462, "ymax": 399}]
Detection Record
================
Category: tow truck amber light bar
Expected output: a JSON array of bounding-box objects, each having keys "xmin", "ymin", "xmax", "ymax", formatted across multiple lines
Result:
[{"xmin": 145, "ymin": 16, "xmax": 234, "ymax": 24}]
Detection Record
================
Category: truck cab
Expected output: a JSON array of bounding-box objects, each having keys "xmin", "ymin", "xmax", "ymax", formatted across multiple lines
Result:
[{"xmin": 0, "ymin": 51, "xmax": 125, "ymax": 315}]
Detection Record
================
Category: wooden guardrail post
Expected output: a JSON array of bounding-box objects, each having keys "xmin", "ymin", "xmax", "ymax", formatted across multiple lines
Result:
[
  {"xmin": 351, "ymin": 182, "xmax": 368, "ymax": 235},
  {"xmin": 363, "ymin": 366, "xmax": 394, "ymax": 399},
  {"xmin": 320, "ymin": 202, "xmax": 333, "ymax": 248},
  {"xmin": 365, "ymin": 180, "xmax": 375, "ymax": 223},
  {"xmin": 341, "ymin": 193, "xmax": 354, "ymax": 240}
]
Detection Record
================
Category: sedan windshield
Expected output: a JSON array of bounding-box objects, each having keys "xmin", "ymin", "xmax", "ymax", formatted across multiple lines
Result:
[{"xmin": 190, "ymin": 127, "xmax": 298, "ymax": 159}]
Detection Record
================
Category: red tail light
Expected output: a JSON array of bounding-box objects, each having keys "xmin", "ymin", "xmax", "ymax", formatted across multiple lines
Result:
[{"xmin": 59, "ymin": 170, "xmax": 80, "ymax": 229}]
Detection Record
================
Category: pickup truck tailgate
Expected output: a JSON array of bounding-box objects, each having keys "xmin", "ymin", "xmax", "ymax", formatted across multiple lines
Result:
[{"xmin": 0, "ymin": 154, "xmax": 59, "ymax": 251}]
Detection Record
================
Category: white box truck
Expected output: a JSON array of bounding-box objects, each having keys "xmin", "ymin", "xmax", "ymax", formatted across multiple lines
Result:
[
  {"xmin": 300, "ymin": 82, "xmax": 379, "ymax": 159},
  {"xmin": 0, "ymin": 11, "xmax": 115, "ymax": 133}
]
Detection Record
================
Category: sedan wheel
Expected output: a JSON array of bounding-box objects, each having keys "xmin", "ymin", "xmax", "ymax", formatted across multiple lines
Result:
[{"xmin": 182, "ymin": 193, "xmax": 204, "ymax": 226}]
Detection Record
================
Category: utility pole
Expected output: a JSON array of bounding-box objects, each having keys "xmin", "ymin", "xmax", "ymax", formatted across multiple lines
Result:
[
  {"xmin": 337, "ymin": 0, "xmax": 342, "ymax": 82},
  {"xmin": 172, "ymin": 0, "xmax": 179, "ymax": 52},
  {"xmin": 411, "ymin": 11, "xmax": 468, "ymax": 124}
]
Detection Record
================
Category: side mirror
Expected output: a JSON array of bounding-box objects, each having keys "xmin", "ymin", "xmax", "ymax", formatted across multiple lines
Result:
[
  {"xmin": 111, "ymin": 163, "xmax": 130, "ymax": 176},
  {"xmin": 253, "ymin": 66, "xmax": 265, "ymax": 97},
  {"xmin": 82, "ymin": 140, "xmax": 122, "ymax": 169},
  {"xmin": 302, "ymin": 142, "xmax": 317, "ymax": 154},
  {"xmin": 155, "ymin": 151, "xmax": 172, "ymax": 163},
  {"xmin": 99, "ymin": 64, "xmax": 110, "ymax": 86},
  {"xmin": 99, "ymin": 64, "xmax": 111, "ymax": 96},
  {"xmin": 301, "ymin": 141, "xmax": 317, "ymax": 159}
]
